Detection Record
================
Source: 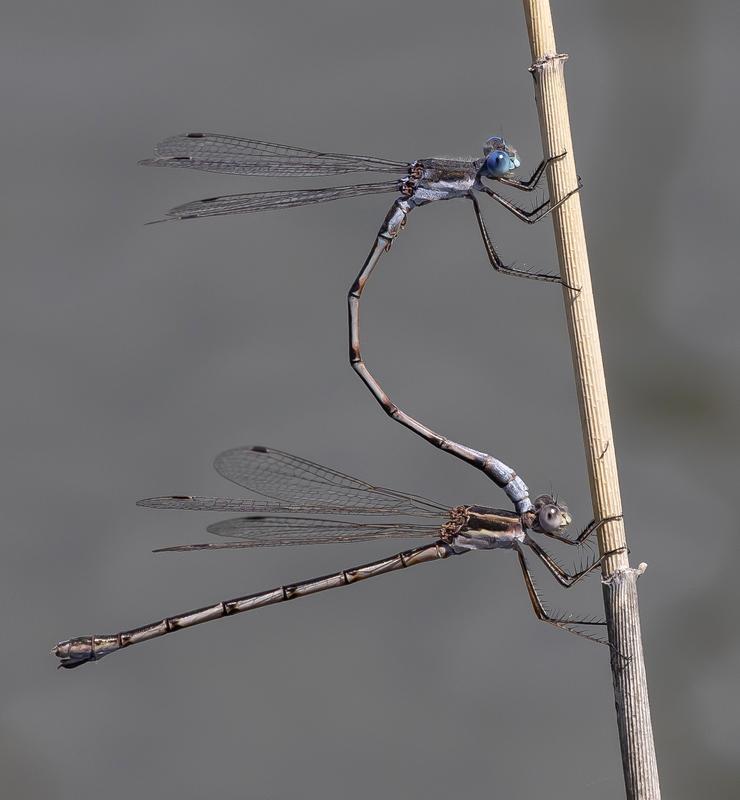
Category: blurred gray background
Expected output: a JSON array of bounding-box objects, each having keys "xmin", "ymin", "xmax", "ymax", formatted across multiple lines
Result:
[{"xmin": 2, "ymin": 2, "xmax": 738, "ymax": 798}]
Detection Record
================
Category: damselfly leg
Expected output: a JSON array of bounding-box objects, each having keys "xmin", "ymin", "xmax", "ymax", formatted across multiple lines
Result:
[
  {"xmin": 534, "ymin": 514, "xmax": 624, "ymax": 548},
  {"xmin": 495, "ymin": 152, "xmax": 563, "ymax": 191},
  {"xmin": 478, "ymin": 180, "xmax": 581, "ymax": 224},
  {"xmin": 516, "ymin": 548, "xmax": 605, "ymax": 644}
]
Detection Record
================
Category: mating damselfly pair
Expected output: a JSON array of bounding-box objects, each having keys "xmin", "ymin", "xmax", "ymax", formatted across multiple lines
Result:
[{"xmin": 54, "ymin": 132, "xmax": 608, "ymax": 669}]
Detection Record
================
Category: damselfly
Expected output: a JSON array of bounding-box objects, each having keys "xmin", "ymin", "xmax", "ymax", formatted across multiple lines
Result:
[
  {"xmin": 141, "ymin": 133, "xmax": 581, "ymax": 505},
  {"xmin": 54, "ymin": 445, "xmax": 621, "ymax": 669}
]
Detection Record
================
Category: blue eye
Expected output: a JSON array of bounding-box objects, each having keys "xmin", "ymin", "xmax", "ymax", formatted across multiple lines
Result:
[{"xmin": 485, "ymin": 150, "xmax": 511, "ymax": 177}]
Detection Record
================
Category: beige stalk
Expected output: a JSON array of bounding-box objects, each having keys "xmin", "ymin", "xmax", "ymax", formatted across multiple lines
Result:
[{"xmin": 521, "ymin": 3, "xmax": 661, "ymax": 798}]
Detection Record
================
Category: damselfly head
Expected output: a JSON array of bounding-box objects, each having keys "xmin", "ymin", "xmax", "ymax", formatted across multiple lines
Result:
[
  {"xmin": 482, "ymin": 136, "xmax": 520, "ymax": 177},
  {"xmin": 532, "ymin": 494, "xmax": 571, "ymax": 534}
]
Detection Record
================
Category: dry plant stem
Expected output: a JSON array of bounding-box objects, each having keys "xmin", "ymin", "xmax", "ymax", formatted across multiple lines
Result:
[{"xmin": 521, "ymin": 3, "xmax": 661, "ymax": 799}]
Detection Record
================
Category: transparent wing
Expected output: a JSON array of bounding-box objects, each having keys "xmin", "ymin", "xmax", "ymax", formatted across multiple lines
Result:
[
  {"xmin": 141, "ymin": 158, "xmax": 404, "ymax": 177},
  {"xmin": 154, "ymin": 516, "xmax": 444, "ymax": 551},
  {"xmin": 158, "ymin": 181, "xmax": 400, "ymax": 221},
  {"xmin": 140, "ymin": 132, "xmax": 409, "ymax": 177},
  {"xmin": 137, "ymin": 496, "xmax": 353, "ymax": 513},
  {"xmin": 213, "ymin": 446, "xmax": 449, "ymax": 517},
  {"xmin": 135, "ymin": 495, "xmax": 445, "ymax": 516}
]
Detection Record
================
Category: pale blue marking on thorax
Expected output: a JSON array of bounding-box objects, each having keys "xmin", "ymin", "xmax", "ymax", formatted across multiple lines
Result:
[
  {"xmin": 451, "ymin": 525, "xmax": 526, "ymax": 553},
  {"xmin": 411, "ymin": 175, "xmax": 476, "ymax": 204}
]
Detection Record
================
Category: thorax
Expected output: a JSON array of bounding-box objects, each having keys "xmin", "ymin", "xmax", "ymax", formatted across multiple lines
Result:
[
  {"xmin": 407, "ymin": 158, "xmax": 478, "ymax": 205},
  {"xmin": 448, "ymin": 505, "xmax": 526, "ymax": 552}
]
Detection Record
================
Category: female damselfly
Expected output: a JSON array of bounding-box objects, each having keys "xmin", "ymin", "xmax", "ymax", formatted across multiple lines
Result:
[{"xmin": 54, "ymin": 445, "xmax": 620, "ymax": 669}]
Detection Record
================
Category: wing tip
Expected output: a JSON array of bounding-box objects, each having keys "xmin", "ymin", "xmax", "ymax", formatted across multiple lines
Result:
[
  {"xmin": 153, "ymin": 543, "xmax": 206, "ymax": 553},
  {"xmin": 213, "ymin": 444, "xmax": 268, "ymax": 464},
  {"xmin": 137, "ymin": 495, "xmax": 194, "ymax": 507}
]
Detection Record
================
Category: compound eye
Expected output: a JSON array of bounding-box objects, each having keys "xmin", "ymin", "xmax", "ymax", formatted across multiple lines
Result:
[
  {"xmin": 537, "ymin": 504, "xmax": 563, "ymax": 534},
  {"xmin": 485, "ymin": 150, "xmax": 510, "ymax": 177}
]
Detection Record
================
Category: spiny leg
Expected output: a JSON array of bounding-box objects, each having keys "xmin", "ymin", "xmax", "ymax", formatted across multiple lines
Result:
[
  {"xmin": 496, "ymin": 151, "xmax": 566, "ymax": 191},
  {"xmin": 348, "ymin": 205, "xmax": 532, "ymax": 513},
  {"xmin": 514, "ymin": 547, "xmax": 608, "ymax": 646},
  {"xmin": 535, "ymin": 514, "xmax": 624, "ymax": 548},
  {"xmin": 479, "ymin": 179, "xmax": 581, "ymax": 224},
  {"xmin": 471, "ymin": 195, "xmax": 565, "ymax": 285},
  {"xmin": 523, "ymin": 537, "xmax": 627, "ymax": 588}
]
